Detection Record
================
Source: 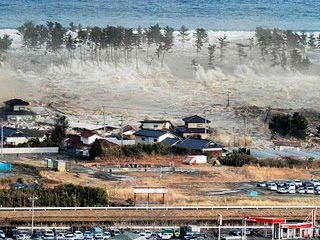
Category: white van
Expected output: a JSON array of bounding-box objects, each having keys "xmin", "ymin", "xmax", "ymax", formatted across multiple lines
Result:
[{"xmin": 267, "ymin": 183, "xmax": 277, "ymax": 191}]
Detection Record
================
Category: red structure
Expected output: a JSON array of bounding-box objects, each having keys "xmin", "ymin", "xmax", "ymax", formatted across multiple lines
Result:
[{"xmin": 245, "ymin": 216, "xmax": 314, "ymax": 239}]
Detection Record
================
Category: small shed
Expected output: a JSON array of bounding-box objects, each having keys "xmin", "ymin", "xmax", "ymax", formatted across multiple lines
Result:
[
  {"xmin": 53, "ymin": 160, "xmax": 67, "ymax": 172},
  {"xmin": 183, "ymin": 155, "xmax": 207, "ymax": 165},
  {"xmin": 274, "ymin": 141, "xmax": 302, "ymax": 151}
]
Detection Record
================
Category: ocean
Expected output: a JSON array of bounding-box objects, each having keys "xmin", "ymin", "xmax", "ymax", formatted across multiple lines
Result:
[{"xmin": 0, "ymin": 0, "xmax": 319, "ymax": 31}]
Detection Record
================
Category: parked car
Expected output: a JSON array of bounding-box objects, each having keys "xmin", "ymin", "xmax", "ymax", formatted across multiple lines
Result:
[
  {"xmin": 74, "ymin": 231, "xmax": 83, "ymax": 240},
  {"xmin": 294, "ymin": 179, "xmax": 303, "ymax": 188},
  {"xmin": 287, "ymin": 187, "xmax": 296, "ymax": 194},
  {"xmin": 144, "ymin": 230, "xmax": 153, "ymax": 239},
  {"xmin": 229, "ymin": 229, "xmax": 241, "ymax": 236},
  {"xmin": 277, "ymin": 187, "xmax": 287, "ymax": 194},
  {"xmin": 297, "ymin": 187, "xmax": 306, "ymax": 194},
  {"xmin": 34, "ymin": 231, "xmax": 43, "ymax": 240},
  {"xmin": 12, "ymin": 229, "xmax": 20, "ymax": 239},
  {"xmin": 55, "ymin": 233, "xmax": 64, "ymax": 240},
  {"xmin": 267, "ymin": 182, "xmax": 277, "ymax": 191},
  {"xmin": 161, "ymin": 233, "xmax": 172, "ymax": 240},
  {"xmin": 102, "ymin": 232, "xmax": 111, "ymax": 239},
  {"xmin": 17, "ymin": 233, "xmax": 31, "ymax": 240},
  {"xmin": 249, "ymin": 229, "xmax": 260, "ymax": 236},
  {"xmin": 310, "ymin": 179, "xmax": 320, "ymax": 186},
  {"xmin": 276, "ymin": 181, "xmax": 285, "ymax": 187},
  {"xmin": 94, "ymin": 234, "xmax": 103, "ymax": 240},
  {"xmin": 257, "ymin": 181, "xmax": 267, "ymax": 187},
  {"xmin": 64, "ymin": 233, "xmax": 76, "ymax": 240},
  {"xmin": 110, "ymin": 229, "xmax": 120, "ymax": 237},
  {"xmin": 306, "ymin": 187, "xmax": 315, "ymax": 194},
  {"xmin": 0, "ymin": 230, "xmax": 6, "ymax": 239},
  {"xmin": 83, "ymin": 232, "xmax": 93, "ymax": 239}
]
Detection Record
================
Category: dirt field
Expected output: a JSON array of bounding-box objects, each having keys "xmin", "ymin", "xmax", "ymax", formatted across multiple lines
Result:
[{"xmin": 3, "ymin": 156, "xmax": 317, "ymax": 206}]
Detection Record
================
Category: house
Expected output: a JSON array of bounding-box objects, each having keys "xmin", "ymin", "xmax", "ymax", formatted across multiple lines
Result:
[
  {"xmin": 163, "ymin": 137, "xmax": 224, "ymax": 158},
  {"xmin": 2, "ymin": 98, "xmax": 36, "ymax": 122},
  {"xmin": 174, "ymin": 115, "xmax": 211, "ymax": 139},
  {"xmin": 0, "ymin": 126, "xmax": 46, "ymax": 146},
  {"xmin": 274, "ymin": 141, "xmax": 302, "ymax": 151},
  {"xmin": 80, "ymin": 130, "xmax": 100, "ymax": 145},
  {"xmin": 105, "ymin": 137, "xmax": 135, "ymax": 146},
  {"xmin": 139, "ymin": 120, "xmax": 174, "ymax": 130},
  {"xmin": 66, "ymin": 130, "xmax": 101, "ymax": 157},
  {"xmin": 65, "ymin": 135, "xmax": 90, "ymax": 157},
  {"xmin": 134, "ymin": 129, "xmax": 177, "ymax": 144}
]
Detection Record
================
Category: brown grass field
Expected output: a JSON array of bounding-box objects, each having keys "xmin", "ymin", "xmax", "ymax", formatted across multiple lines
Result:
[{"xmin": 1, "ymin": 158, "xmax": 319, "ymax": 225}]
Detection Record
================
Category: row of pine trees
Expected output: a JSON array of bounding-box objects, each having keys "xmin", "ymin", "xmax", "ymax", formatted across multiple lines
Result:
[
  {"xmin": 0, "ymin": 184, "xmax": 108, "ymax": 207},
  {"xmin": 1, "ymin": 21, "xmax": 320, "ymax": 70}
]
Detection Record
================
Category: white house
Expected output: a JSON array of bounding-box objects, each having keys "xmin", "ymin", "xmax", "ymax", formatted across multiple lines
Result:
[
  {"xmin": 139, "ymin": 120, "xmax": 174, "ymax": 130},
  {"xmin": 134, "ymin": 129, "xmax": 177, "ymax": 144},
  {"xmin": 80, "ymin": 131, "xmax": 100, "ymax": 145}
]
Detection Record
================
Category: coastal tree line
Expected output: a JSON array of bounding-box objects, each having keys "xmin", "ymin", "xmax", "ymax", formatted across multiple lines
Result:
[
  {"xmin": 0, "ymin": 184, "xmax": 108, "ymax": 207},
  {"xmin": 1, "ymin": 21, "xmax": 320, "ymax": 71}
]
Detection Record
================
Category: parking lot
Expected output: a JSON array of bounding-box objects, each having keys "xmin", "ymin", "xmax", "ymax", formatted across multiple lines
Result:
[{"xmin": 256, "ymin": 178, "xmax": 320, "ymax": 195}]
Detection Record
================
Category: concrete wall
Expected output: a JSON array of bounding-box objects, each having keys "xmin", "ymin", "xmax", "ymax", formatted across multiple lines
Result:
[{"xmin": 1, "ymin": 147, "xmax": 59, "ymax": 154}]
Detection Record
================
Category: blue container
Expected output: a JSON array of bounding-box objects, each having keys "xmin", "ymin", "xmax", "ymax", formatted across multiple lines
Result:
[{"xmin": 0, "ymin": 162, "xmax": 12, "ymax": 172}]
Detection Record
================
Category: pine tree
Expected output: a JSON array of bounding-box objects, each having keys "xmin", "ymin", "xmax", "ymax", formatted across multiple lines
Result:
[
  {"xmin": 89, "ymin": 139, "xmax": 104, "ymax": 159},
  {"xmin": 308, "ymin": 33, "xmax": 316, "ymax": 49},
  {"xmin": 207, "ymin": 44, "xmax": 216, "ymax": 69},
  {"xmin": 178, "ymin": 25, "xmax": 190, "ymax": 48},
  {"xmin": 194, "ymin": 28, "xmax": 208, "ymax": 65},
  {"xmin": 218, "ymin": 36, "xmax": 228, "ymax": 63}
]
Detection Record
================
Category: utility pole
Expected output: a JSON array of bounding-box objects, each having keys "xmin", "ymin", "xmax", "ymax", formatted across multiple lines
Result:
[
  {"xmin": 120, "ymin": 115, "xmax": 124, "ymax": 146},
  {"xmin": 203, "ymin": 110, "xmax": 208, "ymax": 138},
  {"xmin": 102, "ymin": 106, "xmax": 106, "ymax": 136},
  {"xmin": 0, "ymin": 118, "xmax": 3, "ymax": 158},
  {"xmin": 227, "ymin": 91, "xmax": 231, "ymax": 107},
  {"xmin": 29, "ymin": 195, "xmax": 38, "ymax": 235}
]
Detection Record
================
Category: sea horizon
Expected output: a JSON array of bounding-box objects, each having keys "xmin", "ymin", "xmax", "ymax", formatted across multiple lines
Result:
[{"xmin": 0, "ymin": 0, "xmax": 319, "ymax": 31}]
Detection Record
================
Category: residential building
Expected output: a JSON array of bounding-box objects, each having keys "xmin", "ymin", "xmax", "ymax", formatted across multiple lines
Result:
[
  {"xmin": 0, "ymin": 126, "xmax": 47, "ymax": 146},
  {"xmin": 134, "ymin": 129, "xmax": 177, "ymax": 144},
  {"xmin": 163, "ymin": 137, "xmax": 224, "ymax": 158},
  {"xmin": 2, "ymin": 98, "xmax": 36, "ymax": 122},
  {"xmin": 139, "ymin": 120, "xmax": 174, "ymax": 130},
  {"xmin": 174, "ymin": 115, "xmax": 211, "ymax": 139}
]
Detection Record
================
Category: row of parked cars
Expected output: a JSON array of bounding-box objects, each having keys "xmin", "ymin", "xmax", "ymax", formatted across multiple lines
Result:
[
  {"xmin": 0, "ymin": 228, "xmax": 121, "ymax": 240},
  {"xmin": 257, "ymin": 178, "xmax": 320, "ymax": 195}
]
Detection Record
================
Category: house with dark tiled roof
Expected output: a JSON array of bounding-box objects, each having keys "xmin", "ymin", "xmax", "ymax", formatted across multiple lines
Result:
[
  {"xmin": 0, "ymin": 126, "xmax": 47, "ymax": 146},
  {"xmin": 2, "ymin": 98, "xmax": 36, "ymax": 122},
  {"xmin": 139, "ymin": 120, "xmax": 174, "ymax": 130},
  {"xmin": 174, "ymin": 114, "xmax": 211, "ymax": 139},
  {"xmin": 66, "ymin": 130, "xmax": 100, "ymax": 157},
  {"xmin": 134, "ymin": 129, "xmax": 177, "ymax": 144},
  {"xmin": 162, "ymin": 137, "xmax": 224, "ymax": 158}
]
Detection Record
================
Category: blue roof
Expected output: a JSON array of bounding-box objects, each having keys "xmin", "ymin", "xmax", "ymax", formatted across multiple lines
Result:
[
  {"xmin": 162, "ymin": 138, "xmax": 180, "ymax": 146},
  {"xmin": 1, "ymin": 127, "xmax": 19, "ymax": 138},
  {"xmin": 134, "ymin": 129, "xmax": 169, "ymax": 138}
]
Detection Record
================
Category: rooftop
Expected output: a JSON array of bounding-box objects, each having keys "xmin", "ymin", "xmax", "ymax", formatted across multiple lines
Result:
[
  {"xmin": 134, "ymin": 129, "xmax": 170, "ymax": 138},
  {"xmin": 4, "ymin": 99, "xmax": 30, "ymax": 106},
  {"xmin": 182, "ymin": 115, "xmax": 211, "ymax": 124}
]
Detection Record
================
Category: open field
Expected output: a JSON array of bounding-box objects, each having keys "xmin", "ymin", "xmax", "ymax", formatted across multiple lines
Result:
[{"xmin": 1, "ymin": 157, "xmax": 320, "ymax": 225}]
